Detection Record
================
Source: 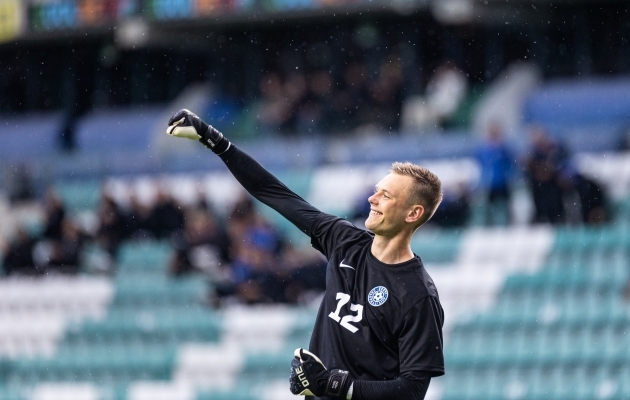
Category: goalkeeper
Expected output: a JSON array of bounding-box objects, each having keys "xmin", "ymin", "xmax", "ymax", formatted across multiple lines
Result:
[{"xmin": 167, "ymin": 110, "xmax": 445, "ymax": 400}]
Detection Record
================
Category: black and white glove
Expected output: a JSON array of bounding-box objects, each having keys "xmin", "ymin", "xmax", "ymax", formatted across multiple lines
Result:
[
  {"xmin": 166, "ymin": 109, "xmax": 231, "ymax": 154},
  {"xmin": 290, "ymin": 348, "xmax": 353, "ymax": 399}
]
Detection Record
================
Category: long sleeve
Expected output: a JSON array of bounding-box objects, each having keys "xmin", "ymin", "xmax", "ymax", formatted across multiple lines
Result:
[
  {"xmin": 352, "ymin": 373, "xmax": 431, "ymax": 400},
  {"xmin": 219, "ymin": 145, "xmax": 321, "ymax": 235}
]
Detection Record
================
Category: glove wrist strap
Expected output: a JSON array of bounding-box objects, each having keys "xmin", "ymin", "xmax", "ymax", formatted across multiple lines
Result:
[
  {"xmin": 326, "ymin": 369, "xmax": 350, "ymax": 398},
  {"xmin": 202, "ymin": 126, "xmax": 231, "ymax": 155}
]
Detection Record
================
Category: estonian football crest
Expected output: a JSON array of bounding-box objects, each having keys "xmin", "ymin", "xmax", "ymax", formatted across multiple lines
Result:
[{"xmin": 368, "ymin": 286, "xmax": 388, "ymax": 307}]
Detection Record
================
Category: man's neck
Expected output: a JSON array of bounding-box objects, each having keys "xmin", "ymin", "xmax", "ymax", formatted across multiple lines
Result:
[{"xmin": 370, "ymin": 233, "xmax": 415, "ymax": 265}]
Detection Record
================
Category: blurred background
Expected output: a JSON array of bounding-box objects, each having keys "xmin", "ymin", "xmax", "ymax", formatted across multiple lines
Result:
[{"xmin": 1, "ymin": 0, "xmax": 630, "ymax": 399}]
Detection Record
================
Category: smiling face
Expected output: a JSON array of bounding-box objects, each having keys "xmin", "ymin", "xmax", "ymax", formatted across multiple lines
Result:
[{"xmin": 365, "ymin": 173, "xmax": 425, "ymax": 237}]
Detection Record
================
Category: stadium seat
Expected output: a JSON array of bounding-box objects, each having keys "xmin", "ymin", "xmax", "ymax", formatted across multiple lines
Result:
[
  {"xmin": 196, "ymin": 389, "xmax": 255, "ymax": 400},
  {"xmin": 55, "ymin": 180, "xmax": 102, "ymax": 214},
  {"xmin": 411, "ymin": 229, "xmax": 461, "ymax": 265},
  {"xmin": 116, "ymin": 241, "xmax": 173, "ymax": 271},
  {"xmin": 0, "ymin": 385, "xmax": 25, "ymax": 400}
]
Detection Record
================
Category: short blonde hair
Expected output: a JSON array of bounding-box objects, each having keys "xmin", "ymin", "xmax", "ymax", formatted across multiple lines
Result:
[{"xmin": 390, "ymin": 162, "xmax": 443, "ymax": 226}]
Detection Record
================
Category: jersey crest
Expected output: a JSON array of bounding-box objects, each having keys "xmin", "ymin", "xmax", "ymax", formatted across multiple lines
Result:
[{"xmin": 368, "ymin": 286, "xmax": 389, "ymax": 307}]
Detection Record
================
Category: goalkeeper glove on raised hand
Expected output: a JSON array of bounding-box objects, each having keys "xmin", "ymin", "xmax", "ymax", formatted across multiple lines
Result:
[
  {"xmin": 290, "ymin": 348, "xmax": 352, "ymax": 399},
  {"xmin": 166, "ymin": 109, "xmax": 231, "ymax": 154}
]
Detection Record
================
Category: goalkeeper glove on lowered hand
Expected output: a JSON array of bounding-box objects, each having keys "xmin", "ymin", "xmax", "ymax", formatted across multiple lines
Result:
[
  {"xmin": 166, "ymin": 109, "xmax": 231, "ymax": 154},
  {"xmin": 290, "ymin": 348, "xmax": 353, "ymax": 399}
]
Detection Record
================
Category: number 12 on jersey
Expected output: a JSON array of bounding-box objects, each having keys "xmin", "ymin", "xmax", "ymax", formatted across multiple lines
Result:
[{"xmin": 328, "ymin": 292, "xmax": 364, "ymax": 333}]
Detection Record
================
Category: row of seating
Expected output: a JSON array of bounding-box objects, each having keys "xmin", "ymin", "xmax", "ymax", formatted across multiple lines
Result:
[
  {"xmin": 7, "ymin": 344, "xmax": 176, "ymax": 385},
  {"xmin": 503, "ymin": 270, "xmax": 628, "ymax": 289},
  {"xmin": 444, "ymin": 202, "xmax": 630, "ymax": 399},
  {"xmin": 0, "ymin": 276, "xmax": 113, "ymax": 310},
  {"xmin": 442, "ymin": 365, "xmax": 630, "ymax": 400},
  {"xmin": 446, "ymin": 331, "xmax": 630, "ymax": 366},
  {"xmin": 0, "ymin": 239, "xmax": 199, "ymax": 395},
  {"xmin": 460, "ymin": 293, "xmax": 629, "ymax": 329}
]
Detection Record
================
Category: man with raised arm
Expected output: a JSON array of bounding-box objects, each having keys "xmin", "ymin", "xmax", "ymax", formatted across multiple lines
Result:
[{"xmin": 167, "ymin": 109, "xmax": 445, "ymax": 400}]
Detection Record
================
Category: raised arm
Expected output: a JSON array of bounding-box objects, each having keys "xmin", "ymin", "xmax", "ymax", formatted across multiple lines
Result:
[{"xmin": 167, "ymin": 109, "xmax": 321, "ymax": 235}]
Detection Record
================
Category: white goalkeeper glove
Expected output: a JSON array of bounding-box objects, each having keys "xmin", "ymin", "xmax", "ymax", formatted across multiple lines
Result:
[
  {"xmin": 166, "ymin": 109, "xmax": 231, "ymax": 154},
  {"xmin": 290, "ymin": 348, "xmax": 353, "ymax": 399}
]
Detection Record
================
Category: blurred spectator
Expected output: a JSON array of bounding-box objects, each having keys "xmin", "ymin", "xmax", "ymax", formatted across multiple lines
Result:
[
  {"xmin": 231, "ymin": 225, "xmax": 285, "ymax": 304},
  {"xmin": 213, "ymin": 196, "xmax": 287, "ymax": 304},
  {"xmin": 332, "ymin": 61, "xmax": 370, "ymax": 132},
  {"xmin": 296, "ymin": 70, "xmax": 335, "ymax": 134},
  {"xmin": 248, "ymin": 54, "xmax": 409, "ymax": 135},
  {"xmin": 256, "ymin": 72, "xmax": 295, "ymax": 134},
  {"xmin": 574, "ymin": 173, "xmax": 608, "ymax": 225},
  {"xmin": 283, "ymin": 71, "xmax": 308, "ymax": 130},
  {"xmin": 225, "ymin": 195, "xmax": 257, "ymax": 239},
  {"xmin": 2, "ymin": 228, "xmax": 36, "ymax": 275},
  {"xmin": 96, "ymin": 194, "xmax": 126, "ymax": 256},
  {"xmin": 170, "ymin": 208, "xmax": 231, "ymax": 277},
  {"xmin": 401, "ymin": 61, "xmax": 468, "ymax": 132},
  {"xmin": 362, "ymin": 55, "xmax": 404, "ymax": 133},
  {"xmin": 7, "ymin": 163, "xmax": 34, "ymax": 204},
  {"xmin": 430, "ymin": 182, "xmax": 471, "ymax": 228},
  {"xmin": 42, "ymin": 189, "xmax": 66, "ymax": 240},
  {"xmin": 524, "ymin": 127, "xmax": 570, "ymax": 224},
  {"xmin": 125, "ymin": 194, "xmax": 153, "ymax": 239},
  {"xmin": 476, "ymin": 123, "xmax": 515, "ymax": 226},
  {"xmin": 282, "ymin": 245, "xmax": 327, "ymax": 304},
  {"xmin": 46, "ymin": 219, "xmax": 84, "ymax": 274},
  {"xmin": 149, "ymin": 189, "xmax": 184, "ymax": 238}
]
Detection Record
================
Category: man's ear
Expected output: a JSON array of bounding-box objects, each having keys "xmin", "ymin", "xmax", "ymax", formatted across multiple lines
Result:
[{"xmin": 406, "ymin": 205, "xmax": 425, "ymax": 224}]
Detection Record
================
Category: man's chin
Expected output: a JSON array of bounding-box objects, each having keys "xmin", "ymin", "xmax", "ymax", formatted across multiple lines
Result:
[{"xmin": 365, "ymin": 219, "xmax": 378, "ymax": 233}]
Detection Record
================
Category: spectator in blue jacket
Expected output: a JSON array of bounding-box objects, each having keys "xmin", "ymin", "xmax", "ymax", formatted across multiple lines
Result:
[{"xmin": 476, "ymin": 123, "xmax": 515, "ymax": 225}]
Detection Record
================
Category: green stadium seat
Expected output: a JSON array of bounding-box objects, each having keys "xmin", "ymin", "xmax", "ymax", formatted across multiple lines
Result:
[
  {"xmin": 442, "ymin": 368, "xmax": 507, "ymax": 400},
  {"xmin": 115, "ymin": 268, "xmax": 170, "ymax": 282},
  {"xmin": 55, "ymin": 180, "xmax": 102, "ymax": 213},
  {"xmin": 618, "ymin": 366, "xmax": 630, "ymax": 398},
  {"xmin": 440, "ymin": 369, "xmax": 475, "ymax": 399},
  {"xmin": 117, "ymin": 241, "xmax": 172, "ymax": 263},
  {"xmin": 410, "ymin": 229, "xmax": 461, "ymax": 264},
  {"xmin": 112, "ymin": 276, "xmax": 208, "ymax": 308},
  {"xmin": 71, "ymin": 307, "xmax": 222, "ymax": 344},
  {"xmin": 197, "ymin": 389, "xmax": 255, "ymax": 400},
  {"xmin": 97, "ymin": 382, "xmax": 129, "ymax": 400},
  {"xmin": 0, "ymin": 385, "xmax": 24, "ymax": 400}
]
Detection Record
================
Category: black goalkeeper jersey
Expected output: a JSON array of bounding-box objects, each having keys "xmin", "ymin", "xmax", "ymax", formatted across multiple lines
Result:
[{"xmin": 309, "ymin": 213, "xmax": 445, "ymax": 383}]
